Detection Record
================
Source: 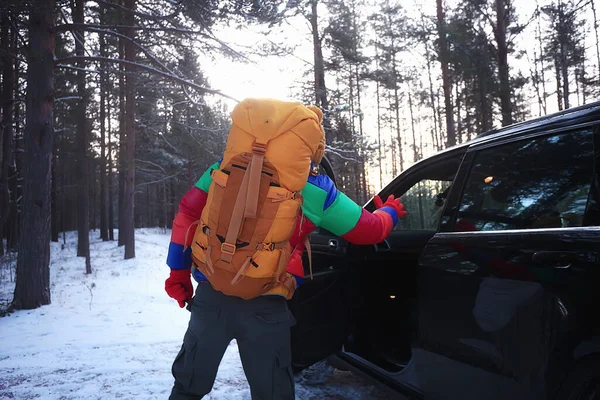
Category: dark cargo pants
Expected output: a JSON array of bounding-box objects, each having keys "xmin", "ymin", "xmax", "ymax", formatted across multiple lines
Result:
[{"xmin": 169, "ymin": 282, "xmax": 296, "ymax": 400}]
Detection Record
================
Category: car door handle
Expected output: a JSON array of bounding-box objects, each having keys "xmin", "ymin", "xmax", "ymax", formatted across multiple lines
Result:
[
  {"xmin": 532, "ymin": 251, "xmax": 577, "ymax": 269},
  {"xmin": 374, "ymin": 239, "xmax": 391, "ymax": 252}
]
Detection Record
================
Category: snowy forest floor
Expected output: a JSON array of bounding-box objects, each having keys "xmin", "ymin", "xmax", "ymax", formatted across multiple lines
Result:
[{"xmin": 0, "ymin": 229, "xmax": 390, "ymax": 399}]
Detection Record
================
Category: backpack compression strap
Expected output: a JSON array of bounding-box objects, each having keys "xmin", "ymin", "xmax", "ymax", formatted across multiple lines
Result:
[{"xmin": 220, "ymin": 142, "xmax": 266, "ymax": 264}]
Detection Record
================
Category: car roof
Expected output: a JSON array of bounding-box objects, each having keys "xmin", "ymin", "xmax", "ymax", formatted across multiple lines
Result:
[{"xmin": 458, "ymin": 100, "xmax": 600, "ymax": 149}]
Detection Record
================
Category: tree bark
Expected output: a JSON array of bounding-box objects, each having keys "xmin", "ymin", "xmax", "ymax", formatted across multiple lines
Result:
[
  {"xmin": 118, "ymin": 7, "xmax": 126, "ymax": 246},
  {"xmin": 107, "ymin": 82, "xmax": 115, "ymax": 241},
  {"xmin": 13, "ymin": 0, "xmax": 55, "ymax": 310},
  {"xmin": 535, "ymin": 0, "xmax": 548, "ymax": 114},
  {"xmin": 408, "ymin": 88, "xmax": 418, "ymax": 163},
  {"xmin": 591, "ymin": 0, "xmax": 600, "ymax": 80},
  {"xmin": 423, "ymin": 25, "xmax": 440, "ymax": 155},
  {"xmin": 7, "ymin": 51, "xmax": 20, "ymax": 253},
  {"xmin": 0, "ymin": 12, "xmax": 14, "ymax": 254},
  {"xmin": 90, "ymin": 159, "xmax": 96, "ymax": 232},
  {"xmin": 99, "ymin": 3, "xmax": 109, "ymax": 241},
  {"xmin": 554, "ymin": 56, "xmax": 563, "ymax": 111},
  {"xmin": 495, "ymin": 0, "xmax": 512, "ymax": 126},
  {"xmin": 436, "ymin": 0, "xmax": 455, "ymax": 148},
  {"xmin": 558, "ymin": 1, "xmax": 569, "ymax": 109},
  {"xmin": 50, "ymin": 145, "xmax": 58, "ymax": 242},
  {"xmin": 375, "ymin": 43, "xmax": 383, "ymax": 189},
  {"xmin": 73, "ymin": 0, "xmax": 91, "ymax": 273},
  {"xmin": 123, "ymin": 0, "xmax": 136, "ymax": 260},
  {"xmin": 309, "ymin": 0, "xmax": 330, "ymax": 142}
]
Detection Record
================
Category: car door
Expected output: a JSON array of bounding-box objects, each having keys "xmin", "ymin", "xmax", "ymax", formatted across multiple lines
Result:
[
  {"xmin": 415, "ymin": 126, "xmax": 600, "ymax": 400},
  {"xmin": 289, "ymin": 157, "xmax": 350, "ymax": 371}
]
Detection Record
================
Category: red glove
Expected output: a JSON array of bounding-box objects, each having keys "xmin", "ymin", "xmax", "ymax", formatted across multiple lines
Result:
[
  {"xmin": 374, "ymin": 194, "xmax": 407, "ymax": 219},
  {"xmin": 165, "ymin": 269, "xmax": 193, "ymax": 308}
]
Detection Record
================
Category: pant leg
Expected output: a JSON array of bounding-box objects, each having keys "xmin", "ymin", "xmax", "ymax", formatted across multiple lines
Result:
[
  {"xmin": 234, "ymin": 295, "xmax": 296, "ymax": 400},
  {"xmin": 169, "ymin": 282, "xmax": 234, "ymax": 400}
]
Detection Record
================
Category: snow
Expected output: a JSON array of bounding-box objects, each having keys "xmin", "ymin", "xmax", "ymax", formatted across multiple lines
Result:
[{"xmin": 0, "ymin": 229, "xmax": 389, "ymax": 400}]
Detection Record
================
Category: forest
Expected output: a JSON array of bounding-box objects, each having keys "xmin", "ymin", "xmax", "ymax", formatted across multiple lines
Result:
[{"xmin": 0, "ymin": 0, "xmax": 598, "ymax": 310}]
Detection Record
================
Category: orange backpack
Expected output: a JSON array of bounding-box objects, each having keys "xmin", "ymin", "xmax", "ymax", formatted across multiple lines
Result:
[{"xmin": 190, "ymin": 98, "xmax": 325, "ymax": 299}]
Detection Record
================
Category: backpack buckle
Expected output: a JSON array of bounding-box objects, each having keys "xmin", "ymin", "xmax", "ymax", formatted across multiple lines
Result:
[
  {"xmin": 252, "ymin": 142, "xmax": 267, "ymax": 155},
  {"xmin": 221, "ymin": 242, "xmax": 236, "ymax": 256}
]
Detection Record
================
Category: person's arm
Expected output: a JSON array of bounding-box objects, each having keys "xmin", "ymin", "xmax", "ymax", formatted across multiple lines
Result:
[
  {"xmin": 164, "ymin": 161, "xmax": 220, "ymax": 307},
  {"xmin": 282, "ymin": 175, "xmax": 406, "ymax": 293},
  {"xmin": 302, "ymin": 175, "xmax": 406, "ymax": 246}
]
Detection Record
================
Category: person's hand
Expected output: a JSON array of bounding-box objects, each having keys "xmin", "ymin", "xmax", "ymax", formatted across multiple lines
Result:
[
  {"xmin": 165, "ymin": 269, "xmax": 193, "ymax": 308},
  {"xmin": 374, "ymin": 194, "xmax": 407, "ymax": 218}
]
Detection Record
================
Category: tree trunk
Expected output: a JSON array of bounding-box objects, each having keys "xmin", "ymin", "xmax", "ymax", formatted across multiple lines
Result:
[
  {"xmin": 73, "ymin": 0, "xmax": 91, "ymax": 273},
  {"xmin": 50, "ymin": 146, "xmax": 58, "ymax": 242},
  {"xmin": 554, "ymin": 57, "xmax": 563, "ymax": 111},
  {"xmin": 7, "ymin": 51, "xmax": 20, "ymax": 253},
  {"xmin": 560, "ymin": 43, "xmax": 570, "ymax": 109},
  {"xmin": 123, "ymin": 0, "xmax": 136, "ymax": 260},
  {"xmin": 118, "ymin": 10, "xmax": 126, "ymax": 246},
  {"xmin": 13, "ymin": 0, "xmax": 55, "ymax": 310},
  {"xmin": 436, "ymin": 0, "xmax": 455, "ymax": 148},
  {"xmin": 90, "ymin": 159, "xmax": 96, "ymax": 232},
  {"xmin": 531, "ymin": 50, "xmax": 544, "ymax": 116},
  {"xmin": 535, "ymin": 0, "xmax": 548, "ymax": 114},
  {"xmin": 107, "ymin": 88, "xmax": 115, "ymax": 241},
  {"xmin": 495, "ymin": 0, "xmax": 512, "ymax": 126},
  {"xmin": 591, "ymin": 0, "xmax": 600, "ymax": 80},
  {"xmin": 309, "ymin": 0, "xmax": 331, "ymax": 143},
  {"xmin": 160, "ymin": 182, "xmax": 167, "ymax": 228},
  {"xmin": 98, "ymin": 3, "xmax": 108, "ymax": 241},
  {"xmin": 99, "ymin": 83, "xmax": 108, "ymax": 240},
  {"xmin": 408, "ymin": 88, "xmax": 418, "ymax": 163},
  {"xmin": 393, "ymin": 82, "xmax": 403, "ymax": 172},
  {"xmin": 423, "ymin": 25, "xmax": 440, "ymax": 155},
  {"xmin": 0, "ymin": 12, "xmax": 14, "ymax": 254}
]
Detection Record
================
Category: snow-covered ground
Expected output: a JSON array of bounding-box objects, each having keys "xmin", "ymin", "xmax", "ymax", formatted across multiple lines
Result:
[{"xmin": 0, "ymin": 229, "xmax": 389, "ymax": 400}]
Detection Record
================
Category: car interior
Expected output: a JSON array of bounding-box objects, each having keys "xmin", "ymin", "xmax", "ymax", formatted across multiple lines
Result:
[{"xmin": 340, "ymin": 155, "xmax": 463, "ymax": 373}]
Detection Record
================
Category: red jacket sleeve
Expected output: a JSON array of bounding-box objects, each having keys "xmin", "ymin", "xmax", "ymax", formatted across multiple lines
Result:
[
  {"xmin": 341, "ymin": 208, "xmax": 395, "ymax": 245},
  {"xmin": 166, "ymin": 187, "xmax": 208, "ymax": 270}
]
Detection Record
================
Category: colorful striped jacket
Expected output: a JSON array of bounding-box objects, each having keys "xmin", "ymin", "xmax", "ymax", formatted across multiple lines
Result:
[{"xmin": 166, "ymin": 161, "xmax": 400, "ymax": 298}]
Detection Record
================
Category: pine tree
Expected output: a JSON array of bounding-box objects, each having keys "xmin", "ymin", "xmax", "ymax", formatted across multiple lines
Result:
[{"xmin": 13, "ymin": 0, "xmax": 56, "ymax": 309}]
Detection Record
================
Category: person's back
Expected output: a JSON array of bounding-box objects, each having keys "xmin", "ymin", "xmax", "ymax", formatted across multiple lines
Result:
[{"xmin": 164, "ymin": 98, "xmax": 407, "ymax": 400}]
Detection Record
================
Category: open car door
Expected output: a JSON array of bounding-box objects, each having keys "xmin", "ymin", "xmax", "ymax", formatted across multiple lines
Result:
[{"xmin": 289, "ymin": 157, "xmax": 350, "ymax": 371}]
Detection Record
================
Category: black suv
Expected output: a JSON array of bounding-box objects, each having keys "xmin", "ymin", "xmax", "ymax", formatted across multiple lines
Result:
[{"xmin": 289, "ymin": 101, "xmax": 600, "ymax": 400}]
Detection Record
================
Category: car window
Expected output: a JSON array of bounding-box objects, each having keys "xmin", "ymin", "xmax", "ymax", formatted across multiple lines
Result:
[
  {"xmin": 394, "ymin": 179, "xmax": 453, "ymax": 231},
  {"xmin": 455, "ymin": 129, "xmax": 595, "ymax": 232}
]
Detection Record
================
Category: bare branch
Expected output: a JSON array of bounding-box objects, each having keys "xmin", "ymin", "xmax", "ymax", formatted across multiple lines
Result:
[
  {"xmin": 55, "ymin": 56, "xmax": 240, "ymax": 102},
  {"xmin": 135, "ymin": 158, "xmax": 166, "ymax": 173},
  {"xmin": 54, "ymin": 23, "xmax": 212, "ymax": 38},
  {"xmin": 93, "ymin": 0, "xmax": 179, "ymax": 20},
  {"xmin": 326, "ymin": 148, "xmax": 360, "ymax": 162},
  {"xmin": 135, "ymin": 170, "xmax": 184, "ymax": 187},
  {"xmin": 56, "ymin": 96, "xmax": 82, "ymax": 102},
  {"xmin": 72, "ymin": 25, "xmax": 178, "ymax": 81},
  {"xmin": 58, "ymin": 8, "xmax": 94, "ymax": 58}
]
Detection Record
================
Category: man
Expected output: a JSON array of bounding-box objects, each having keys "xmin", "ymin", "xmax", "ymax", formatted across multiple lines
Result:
[{"xmin": 165, "ymin": 100, "xmax": 407, "ymax": 400}]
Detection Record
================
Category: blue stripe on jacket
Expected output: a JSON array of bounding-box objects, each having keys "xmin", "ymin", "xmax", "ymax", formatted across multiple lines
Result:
[
  {"xmin": 307, "ymin": 174, "xmax": 338, "ymax": 209},
  {"xmin": 166, "ymin": 242, "xmax": 192, "ymax": 270}
]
